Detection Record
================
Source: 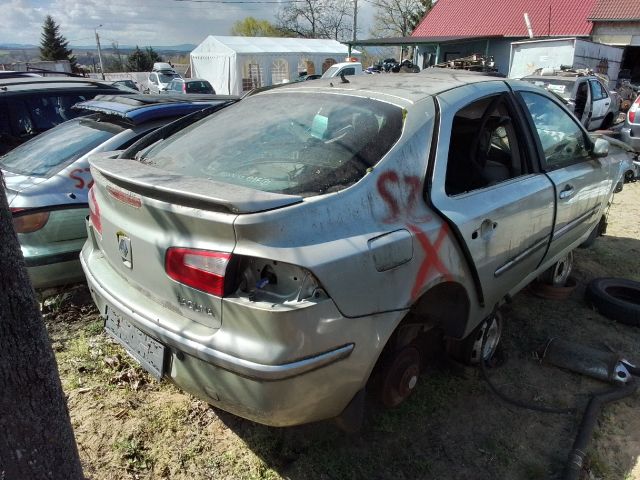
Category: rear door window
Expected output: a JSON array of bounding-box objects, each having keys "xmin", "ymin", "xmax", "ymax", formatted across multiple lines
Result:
[
  {"xmin": 589, "ymin": 80, "xmax": 608, "ymax": 101},
  {"xmin": 140, "ymin": 93, "xmax": 404, "ymax": 196}
]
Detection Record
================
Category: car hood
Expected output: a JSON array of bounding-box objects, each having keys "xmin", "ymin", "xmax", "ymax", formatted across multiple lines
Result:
[{"xmin": 2, "ymin": 170, "xmax": 48, "ymax": 206}]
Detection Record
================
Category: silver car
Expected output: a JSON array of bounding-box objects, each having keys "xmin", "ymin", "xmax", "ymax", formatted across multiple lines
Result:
[
  {"xmin": 620, "ymin": 94, "xmax": 640, "ymax": 153},
  {"xmin": 81, "ymin": 71, "xmax": 624, "ymax": 427}
]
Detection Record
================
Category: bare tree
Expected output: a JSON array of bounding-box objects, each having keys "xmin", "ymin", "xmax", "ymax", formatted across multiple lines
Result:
[
  {"xmin": 370, "ymin": 0, "xmax": 432, "ymax": 38},
  {"xmin": 277, "ymin": 0, "xmax": 353, "ymax": 40},
  {"xmin": 0, "ymin": 171, "xmax": 83, "ymax": 479}
]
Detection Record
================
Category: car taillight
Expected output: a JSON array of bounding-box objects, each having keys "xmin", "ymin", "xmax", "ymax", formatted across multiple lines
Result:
[
  {"xmin": 88, "ymin": 186, "xmax": 102, "ymax": 235},
  {"xmin": 629, "ymin": 97, "xmax": 640, "ymax": 124},
  {"xmin": 11, "ymin": 208, "xmax": 49, "ymax": 233},
  {"xmin": 166, "ymin": 248, "xmax": 232, "ymax": 297}
]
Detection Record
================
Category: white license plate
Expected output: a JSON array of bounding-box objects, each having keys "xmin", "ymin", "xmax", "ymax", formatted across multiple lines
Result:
[{"xmin": 105, "ymin": 306, "xmax": 166, "ymax": 379}]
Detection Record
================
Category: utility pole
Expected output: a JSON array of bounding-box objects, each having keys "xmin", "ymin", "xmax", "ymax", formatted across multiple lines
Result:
[
  {"xmin": 95, "ymin": 24, "xmax": 105, "ymax": 80},
  {"xmin": 352, "ymin": 0, "xmax": 358, "ymax": 42}
]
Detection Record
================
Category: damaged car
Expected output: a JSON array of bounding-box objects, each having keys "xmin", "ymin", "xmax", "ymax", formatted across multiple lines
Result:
[
  {"xmin": 3, "ymin": 94, "xmax": 236, "ymax": 290},
  {"xmin": 81, "ymin": 71, "xmax": 626, "ymax": 427}
]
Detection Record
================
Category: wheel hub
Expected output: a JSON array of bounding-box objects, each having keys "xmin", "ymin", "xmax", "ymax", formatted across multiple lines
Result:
[{"xmin": 380, "ymin": 346, "xmax": 421, "ymax": 408}]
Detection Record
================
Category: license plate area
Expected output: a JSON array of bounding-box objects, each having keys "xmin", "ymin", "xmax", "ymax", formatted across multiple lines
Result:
[{"xmin": 105, "ymin": 307, "xmax": 166, "ymax": 379}]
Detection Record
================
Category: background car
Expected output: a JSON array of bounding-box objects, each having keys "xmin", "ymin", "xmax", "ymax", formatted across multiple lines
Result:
[
  {"xmin": 520, "ymin": 73, "xmax": 618, "ymax": 130},
  {"xmin": 620, "ymin": 94, "xmax": 640, "ymax": 153},
  {"xmin": 0, "ymin": 76, "xmax": 126, "ymax": 155},
  {"xmin": 110, "ymin": 79, "xmax": 139, "ymax": 91},
  {"xmin": 146, "ymin": 69, "xmax": 181, "ymax": 94},
  {"xmin": 165, "ymin": 78, "xmax": 215, "ymax": 94},
  {"xmin": 2, "ymin": 94, "xmax": 236, "ymax": 290}
]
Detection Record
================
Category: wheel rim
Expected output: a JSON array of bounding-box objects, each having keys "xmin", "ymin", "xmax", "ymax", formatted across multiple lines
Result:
[
  {"xmin": 551, "ymin": 251, "xmax": 573, "ymax": 286},
  {"xmin": 470, "ymin": 314, "xmax": 502, "ymax": 363},
  {"xmin": 380, "ymin": 347, "xmax": 421, "ymax": 408}
]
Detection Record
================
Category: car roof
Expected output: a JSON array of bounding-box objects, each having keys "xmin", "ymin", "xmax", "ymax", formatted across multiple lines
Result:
[
  {"xmin": 522, "ymin": 75, "xmax": 580, "ymax": 83},
  {"xmin": 0, "ymin": 76, "xmax": 120, "ymax": 92},
  {"xmin": 74, "ymin": 94, "xmax": 239, "ymax": 125},
  {"xmin": 258, "ymin": 69, "xmax": 503, "ymax": 105}
]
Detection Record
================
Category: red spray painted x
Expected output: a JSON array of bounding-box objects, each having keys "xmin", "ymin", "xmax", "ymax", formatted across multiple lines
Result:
[{"xmin": 408, "ymin": 223, "xmax": 452, "ymax": 300}]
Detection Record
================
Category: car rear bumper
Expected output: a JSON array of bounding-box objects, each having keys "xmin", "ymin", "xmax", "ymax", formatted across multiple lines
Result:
[
  {"xmin": 24, "ymin": 250, "xmax": 85, "ymax": 289},
  {"xmin": 81, "ymin": 237, "xmax": 401, "ymax": 426},
  {"xmin": 620, "ymin": 126, "xmax": 640, "ymax": 152}
]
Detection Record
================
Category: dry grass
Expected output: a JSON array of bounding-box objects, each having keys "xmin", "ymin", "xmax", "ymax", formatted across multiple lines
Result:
[{"xmin": 47, "ymin": 183, "xmax": 640, "ymax": 480}]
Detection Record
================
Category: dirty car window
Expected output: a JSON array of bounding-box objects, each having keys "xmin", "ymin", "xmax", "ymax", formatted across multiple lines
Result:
[
  {"xmin": 141, "ymin": 93, "xmax": 404, "ymax": 196},
  {"xmin": 0, "ymin": 116, "xmax": 124, "ymax": 177}
]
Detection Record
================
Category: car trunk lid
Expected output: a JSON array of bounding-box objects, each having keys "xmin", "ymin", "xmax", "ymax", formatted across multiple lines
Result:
[{"xmin": 88, "ymin": 155, "xmax": 301, "ymax": 329}]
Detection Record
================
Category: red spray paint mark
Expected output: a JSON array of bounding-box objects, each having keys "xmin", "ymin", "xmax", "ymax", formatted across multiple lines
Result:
[
  {"xmin": 377, "ymin": 171, "xmax": 432, "ymax": 223},
  {"xmin": 69, "ymin": 167, "xmax": 92, "ymax": 189},
  {"xmin": 408, "ymin": 223, "xmax": 452, "ymax": 299}
]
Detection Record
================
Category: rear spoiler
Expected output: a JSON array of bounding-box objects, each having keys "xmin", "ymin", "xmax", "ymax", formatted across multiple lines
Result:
[{"xmin": 89, "ymin": 155, "xmax": 303, "ymax": 215}]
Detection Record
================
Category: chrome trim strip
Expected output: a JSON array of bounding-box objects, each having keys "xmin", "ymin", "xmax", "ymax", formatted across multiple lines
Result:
[
  {"xmin": 494, "ymin": 237, "xmax": 549, "ymax": 278},
  {"xmin": 81, "ymin": 254, "xmax": 354, "ymax": 381},
  {"xmin": 552, "ymin": 204, "xmax": 600, "ymax": 241}
]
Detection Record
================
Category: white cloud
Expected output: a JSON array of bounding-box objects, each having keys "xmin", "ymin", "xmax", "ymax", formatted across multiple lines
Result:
[{"xmin": 0, "ymin": 0, "xmax": 374, "ymax": 47}]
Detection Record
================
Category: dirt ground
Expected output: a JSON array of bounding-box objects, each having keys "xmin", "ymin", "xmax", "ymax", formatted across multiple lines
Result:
[{"xmin": 46, "ymin": 182, "xmax": 640, "ymax": 480}]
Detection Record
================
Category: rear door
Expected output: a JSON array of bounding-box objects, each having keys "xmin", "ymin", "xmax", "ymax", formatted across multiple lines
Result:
[
  {"xmin": 515, "ymin": 88, "xmax": 609, "ymax": 260},
  {"xmin": 431, "ymin": 83, "xmax": 556, "ymax": 307}
]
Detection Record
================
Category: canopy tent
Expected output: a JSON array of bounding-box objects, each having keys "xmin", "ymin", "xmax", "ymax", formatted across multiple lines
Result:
[{"xmin": 190, "ymin": 36, "xmax": 358, "ymax": 95}]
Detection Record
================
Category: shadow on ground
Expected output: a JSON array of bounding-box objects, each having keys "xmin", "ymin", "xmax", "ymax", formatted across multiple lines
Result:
[{"xmin": 214, "ymin": 235, "xmax": 640, "ymax": 480}]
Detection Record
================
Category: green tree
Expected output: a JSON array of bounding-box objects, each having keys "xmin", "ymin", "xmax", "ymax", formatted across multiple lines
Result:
[
  {"xmin": 231, "ymin": 17, "xmax": 280, "ymax": 36},
  {"xmin": 126, "ymin": 46, "xmax": 163, "ymax": 72},
  {"xmin": 39, "ymin": 15, "xmax": 77, "ymax": 71}
]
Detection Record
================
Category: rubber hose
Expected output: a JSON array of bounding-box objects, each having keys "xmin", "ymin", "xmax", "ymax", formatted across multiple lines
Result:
[{"xmin": 563, "ymin": 379, "xmax": 638, "ymax": 480}]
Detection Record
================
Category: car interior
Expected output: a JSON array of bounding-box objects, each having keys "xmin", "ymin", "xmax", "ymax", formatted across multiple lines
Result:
[{"xmin": 445, "ymin": 94, "xmax": 527, "ymax": 195}]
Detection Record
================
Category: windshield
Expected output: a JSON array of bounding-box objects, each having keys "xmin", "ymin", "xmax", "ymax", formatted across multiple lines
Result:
[
  {"xmin": 0, "ymin": 116, "xmax": 124, "ymax": 177},
  {"xmin": 140, "ymin": 92, "xmax": 403, "ymax": 196},
  {"xmin": 522, "ymin": 78, "xmax": 574, "ymax": 100},
  {"xmin": 321, "ymin": 66, "xmax": 339, "ymax": 78}
]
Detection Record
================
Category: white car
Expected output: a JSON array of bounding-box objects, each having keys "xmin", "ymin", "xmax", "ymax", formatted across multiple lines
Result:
[{"xmin": 146, "ymin": 69, "xmax": 181, "ymax": 94}]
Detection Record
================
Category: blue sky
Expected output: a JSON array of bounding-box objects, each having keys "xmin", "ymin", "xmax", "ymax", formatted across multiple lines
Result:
[{"xmin": 0, "ymin": 0, "xmax": 374, "ymax": 47}]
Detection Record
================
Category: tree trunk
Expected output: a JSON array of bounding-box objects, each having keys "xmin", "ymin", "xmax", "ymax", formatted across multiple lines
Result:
[{"xmin": 0, "ymin": 172, "xmax": 83, "ymax": 479}]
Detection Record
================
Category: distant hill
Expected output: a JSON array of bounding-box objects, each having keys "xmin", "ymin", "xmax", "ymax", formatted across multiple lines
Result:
[{"xmin": 0, "ymin": 43, "xmax": 196, "ymax": 53}]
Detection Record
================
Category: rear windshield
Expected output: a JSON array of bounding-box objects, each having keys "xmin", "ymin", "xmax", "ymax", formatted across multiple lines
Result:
[
  {"xmin": 140, "ymin": 92, "xmax": 403, "ymax": 196},
  {"xmin": 521, "ymin": 78, "xmax": 574, "ymax": 100},
  {"xmin": 158, "ymin": 72, "xmax": 179, "ymax": 83},
  {"xmin": 186, "ymin": 81, "xmax": 213, "ymax": 93},
  {"xmin": 0, "ymin": 116, "xmax": 124, "ymax": 177}
]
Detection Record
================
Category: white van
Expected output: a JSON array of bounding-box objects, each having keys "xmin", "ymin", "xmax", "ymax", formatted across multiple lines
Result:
[{"xmin": 321, "ymin": 62, "xmax": 363, "ymax": 79}]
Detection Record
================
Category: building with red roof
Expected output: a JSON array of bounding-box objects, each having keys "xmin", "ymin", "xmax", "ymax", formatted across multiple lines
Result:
[{"xmin": 347, "ymin": 0, "xmax": 640, "ymax": 81}]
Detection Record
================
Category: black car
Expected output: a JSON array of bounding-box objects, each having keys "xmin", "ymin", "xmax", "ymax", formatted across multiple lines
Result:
[{"xmin": 0, "ymin": 76, "xmax": 125, "ymax": 155}]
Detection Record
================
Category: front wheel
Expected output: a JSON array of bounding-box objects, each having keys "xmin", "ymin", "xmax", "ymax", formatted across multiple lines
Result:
[
  {"xmin": 539, "ymin": 251, "xmax": 573, "ymax": 286},
  {"xmin": 447, "ymin": 312, "xmax": 503, "ymax": 365}
]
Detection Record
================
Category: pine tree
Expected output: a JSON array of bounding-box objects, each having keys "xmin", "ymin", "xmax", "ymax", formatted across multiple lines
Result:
[
  {"xmin": 126, "ymin": 46, "xmax": 163, "ymax": 72},
  {"xmin": 39, "ymin": 15, "xmax": 78, "ymax": 71}
]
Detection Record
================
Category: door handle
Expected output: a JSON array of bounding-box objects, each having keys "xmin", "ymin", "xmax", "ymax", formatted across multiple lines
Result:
[
  {"xmin": 559, "ymin": 185, "xmax": 574, "ymax": 199},
  {"xmin": 472, "ymin": 218, "xmax": 498, "ymax": 239}
]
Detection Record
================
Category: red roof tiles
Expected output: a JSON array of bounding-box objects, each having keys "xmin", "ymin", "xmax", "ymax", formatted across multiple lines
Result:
[
  {"xmin": 411, "ymin": 0, "xmax": 597, "ymax": 38},
  {"xmin": 588, "ymin": 0, "xmax": 640, "ymax": 20}
]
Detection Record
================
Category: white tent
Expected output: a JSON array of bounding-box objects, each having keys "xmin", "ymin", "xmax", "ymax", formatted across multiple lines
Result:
[{"xmin": 190, "ymin": 36, "xmax": 358, "ymax": 95}]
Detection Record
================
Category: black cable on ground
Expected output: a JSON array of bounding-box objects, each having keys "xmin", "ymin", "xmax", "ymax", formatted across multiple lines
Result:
[{"xmin": 479, "ymin": 355, "xmax": 576, "ymax": 414}]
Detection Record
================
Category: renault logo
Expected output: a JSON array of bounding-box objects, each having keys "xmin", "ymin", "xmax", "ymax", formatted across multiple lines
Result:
[{"xmin": 116, "ymin": 232, "xmax": 133, "ymax": 269}]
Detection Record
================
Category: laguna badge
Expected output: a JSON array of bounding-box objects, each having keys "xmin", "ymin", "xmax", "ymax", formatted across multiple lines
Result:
[{"xmin": 117, "ymin": 232, "xmax": 132, "ymax": 268}]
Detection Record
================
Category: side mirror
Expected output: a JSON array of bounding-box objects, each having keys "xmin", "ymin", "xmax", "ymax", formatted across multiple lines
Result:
[{"xmin": 592, "ymin": 137, "xmax": 609, "ymax": 158}]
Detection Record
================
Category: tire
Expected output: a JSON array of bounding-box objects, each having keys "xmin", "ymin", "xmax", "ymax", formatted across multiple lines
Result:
[
  {"xmin": 624, "ymin": 170, "xmax": 635, "ymax": 183},
  {"xmin": 585, "ymin": 277, "xmax": 640, "ymax": 327},
  {"xmin": 447, "ymin": 312, "xmax": 503, "ymax": 365},
  {"xmin": 539, "ymin": 251, "xmax": 573, "ymax": 286}
]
